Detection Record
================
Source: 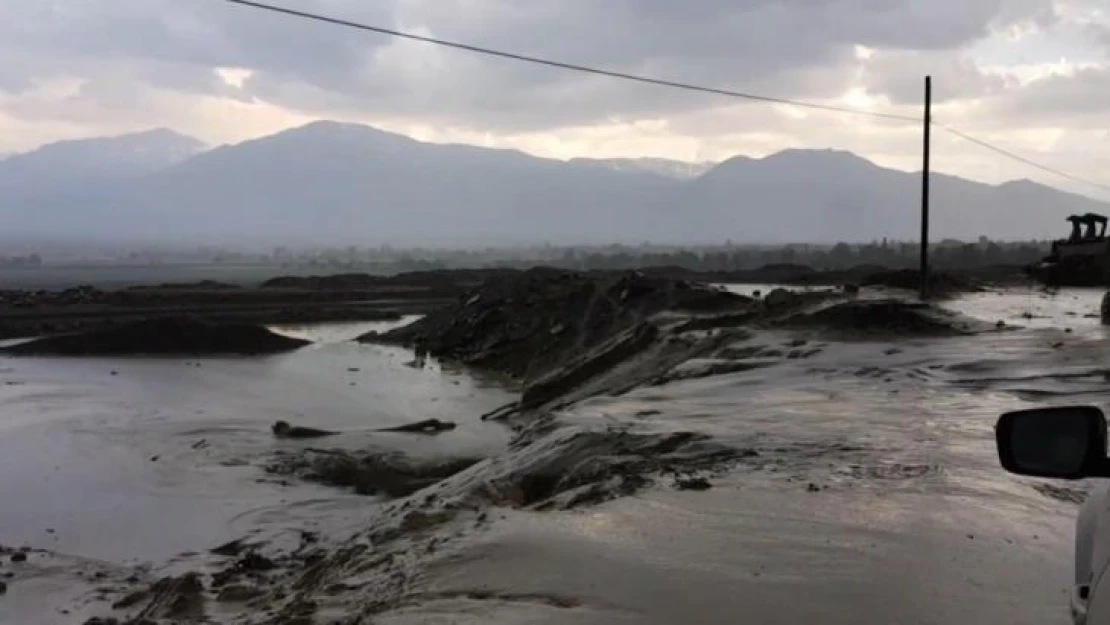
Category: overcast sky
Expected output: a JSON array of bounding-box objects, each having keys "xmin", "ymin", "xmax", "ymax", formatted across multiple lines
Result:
[{"xmin": 1, "ymin": 0, "xmax": 1107, "ymax": 199}]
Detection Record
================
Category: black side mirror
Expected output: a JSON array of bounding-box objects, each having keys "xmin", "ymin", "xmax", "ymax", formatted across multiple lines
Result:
[{"xmin": 996, "ymin": 406, "xmax": 1110, "ymax": 479}]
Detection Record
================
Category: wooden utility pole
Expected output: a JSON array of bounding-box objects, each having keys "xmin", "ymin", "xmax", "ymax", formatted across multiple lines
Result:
[{"xmin": 920, "ymin": 75, "xmax": 932, "ymax": 301}]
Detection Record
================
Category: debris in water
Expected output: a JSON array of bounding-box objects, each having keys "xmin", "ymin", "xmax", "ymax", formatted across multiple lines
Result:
[
  {"xmin": 210, "ymin": 538, "xmax": 252, "ymax": 557},
  {"xmin": 376, "ymin": 419, "xmax": 457, "ymax": 434},
  {"xmin": 265, "ymin": 449, "xmax": 480, "ymax": 498},
  {"xmin": 271, "ymin": 421, "xmax": 336, "ymax": 439},
  {"xmin": 674, "ymin": 476, "xmax": 713, "ymax": 491}
]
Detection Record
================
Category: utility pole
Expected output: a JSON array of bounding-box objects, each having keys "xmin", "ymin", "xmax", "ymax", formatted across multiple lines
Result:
[{"xmin": 920, "ymin": 75, "xmax": 932, "ymax": 301}]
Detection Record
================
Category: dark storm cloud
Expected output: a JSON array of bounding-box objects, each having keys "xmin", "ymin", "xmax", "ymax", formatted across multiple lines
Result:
[{"xmin": 0, "ymin": 0, "xmax": 1069, "ymax": 131}]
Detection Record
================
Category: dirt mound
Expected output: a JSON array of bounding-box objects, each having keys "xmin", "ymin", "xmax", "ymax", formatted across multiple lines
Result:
[
  {"xmin": 201, "ymin": 423, "xmax": 744, "ymax": 624},
  {"xmin": 780, "ymin": 299, "xmax": 979, "ymax": 336},
  {"xmin": 762, "ymin": 287, "xmax": 842, "ymax": 312},
  {"xmin": 0, "ymin": 316, "xmax": 309, "ymax": 356},
  {"xmin": 360, "ymin": 424, "xmax": 746, "ymax": 547},
  {"xmin": 458, "ymin": 427, "xmax": 739, "ymax": 510},
  {"xmin": 363, "ymin": 268, "xmax": 751, "ymax": 382},
  {"xmin": 265, "ymin": 449, "xmax": 480, "ymax": 498},
  {"xmin": 861, "ymin": 269, "xmax": 982, "ymax": 295}
]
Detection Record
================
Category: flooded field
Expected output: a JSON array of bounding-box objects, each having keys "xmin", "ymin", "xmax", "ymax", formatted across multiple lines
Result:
[{"xmin": 0, "ymin": 286, "xmax": 1105, "ymax": 624}]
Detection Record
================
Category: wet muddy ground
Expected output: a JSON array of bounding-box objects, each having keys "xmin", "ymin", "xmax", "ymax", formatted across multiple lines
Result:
[{"xmin": 0, "ymin": 286, "xmax": 1105, "ymax": 624}]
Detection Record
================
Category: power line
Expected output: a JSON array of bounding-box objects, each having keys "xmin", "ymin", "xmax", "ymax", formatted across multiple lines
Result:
[
  {"xmin": 223, "ymin": 0, "xmax": 1109, "ymax": 195},
  {"xmin": 933, "ymin": 122, "xmax": 1110, "ymax": 193},
  {"xmin": 222, "ymin": 0, "xmax": 920, "ymax": 123}
]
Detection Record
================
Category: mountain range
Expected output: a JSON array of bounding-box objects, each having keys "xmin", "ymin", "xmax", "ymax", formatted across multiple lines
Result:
[{"xmin": 0, "ymin": 121, "xmax": 1103, "ymax": 246}]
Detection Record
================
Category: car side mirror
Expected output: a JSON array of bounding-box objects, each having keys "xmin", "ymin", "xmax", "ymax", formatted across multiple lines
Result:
[{"xmin": 996, "ymin": 406, "xmax": 1110, "ymax": 479}]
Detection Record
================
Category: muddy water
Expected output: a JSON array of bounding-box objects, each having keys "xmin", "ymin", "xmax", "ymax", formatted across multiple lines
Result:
[
  {"xmin": 0, "ymin": 320, "xmax": 512, "ymax": 566},
  {"xmin": 1, "ymin": 290, "xmax": 1106, "ymax": 624},
  {"xmin": 382, "ymin": 288, "xmax": 1108, "ymax": 625}
]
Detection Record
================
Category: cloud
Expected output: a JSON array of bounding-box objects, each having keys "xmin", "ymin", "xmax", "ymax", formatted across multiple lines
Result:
[
  {"xmin": 992, "ymin": 65, "xmax": 1110, "ymax": 120},
  {"xmin": 0, "ymin": 0, "xmax": 1061, "ymax": 130},
  {"xmin": 1, "ymin": 0, "xmax": 1109, "ymax": 203},
  {"xmin": 860, "ymin": 49, "xmax": 1008, "ymax": 104}
]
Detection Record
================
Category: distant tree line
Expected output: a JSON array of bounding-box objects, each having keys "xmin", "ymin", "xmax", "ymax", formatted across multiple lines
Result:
[
  {"xmin": 6, "ymin": 238, "xmax": 1051, "ymax": 275},
  {"xmin": 458, "ymin": 239, "xmax": 1053, "ymax": 274},
  {"xmin": 0, "ymin": 253, "xmax": 43, "ymax": 268}
]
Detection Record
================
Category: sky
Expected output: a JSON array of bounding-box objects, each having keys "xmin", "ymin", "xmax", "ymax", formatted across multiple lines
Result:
[{"xmin": 1, "ymin": 0, "xmax": 1108, "ymax": 200}]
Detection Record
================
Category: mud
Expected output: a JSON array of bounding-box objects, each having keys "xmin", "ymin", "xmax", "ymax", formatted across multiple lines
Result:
[
  {"xmin": 376, "ymin": 419, "xmax": 458, "ymax": 434},
  {"xmin": 0, "ymin": 544, "xmax": 152, "ymax": 625},
  {"xmin": 271, "ymin": 421, "xmax": 336, "ymax": 439},
  {"xmin": 0, "ymin": 316, "xmax": 310, "ymax": 356},
  {"xmin": 0, "ymin": 281, "xmax": 436, "ymax": 340},
  {"xmin": 175, "ymin": 424, "xmax": 746, "ymax": 624},
  {"xmin": 7, "ymin": 276, "xmax": 1094, "ymax": 624},
  {"xmin": 264, "ymin": 448, "xmax": 482, "ymax": 498},
  {"xmin": 362, "ymin": 268, "xmax": 752, "ymax": 381},
  {"xmin": 1032, "ymin": 482, "xmax": 1088, "ymax": 504},
  {"xmin": 168, "ymin": 271, "xmax": 767, "ymax": 621},
  {"xmin": 761, "ymin": 287, "xmax": 842, "ymax": 313},
  {"xmin": 860, "ymin": 269, "xmax": 984, "ymax": 295},
  {"xmin": 0, "ymin": 264, "xmax": 1012, "ymax": 341},
  {"xmin": 776, "ymin": 299, "xmax": 992, "ymax": 337}
]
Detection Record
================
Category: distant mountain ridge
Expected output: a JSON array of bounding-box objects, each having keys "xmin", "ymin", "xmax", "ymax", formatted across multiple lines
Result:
[
  {"xmin": 571, "ymin": 157, "xmax": 716, "ymax": 180},
  {"xmin": 0, "ymin": 121, "xmax": 1102, "ymax": 245},
  {"xmin": 1, "ymin": 129, "xmax": 205, "ymax": 184}
]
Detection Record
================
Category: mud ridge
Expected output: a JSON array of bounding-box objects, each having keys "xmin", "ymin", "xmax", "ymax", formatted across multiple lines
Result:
[
  {"xmin": 776, "ymin": 298, "xmax": 991, "ymax": 337},
  {"xmin": 264, "ymin": 449, "xmax": 482, "ymax": 498},
  {"xmin": 0, "ymin": 316, "xmax": 309, "ymax": 356},
  {"xmin": 360, "ymin": 268, "xmax": 753, "ymax": 382}
]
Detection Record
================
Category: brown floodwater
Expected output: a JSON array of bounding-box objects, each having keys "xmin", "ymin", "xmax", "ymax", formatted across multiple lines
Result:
[{"xmin": 1, "ymin": 288, "xmax": 1106, "ymax": 624}]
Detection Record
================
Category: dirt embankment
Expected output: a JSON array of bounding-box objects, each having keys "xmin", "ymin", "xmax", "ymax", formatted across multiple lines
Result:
[
  {"xmin": 859, "ymin": 269, "xmax": 985, "ymax": 296},
  {"xmin": 776, "ymin": 298, "xmax": 990, "ymax": 337},
  {"xmin": 0, "ymin": 282, "xmax": 434, "ymax": 341},
  {"xmin": 0, "ymin": 316, "xmax": 309, "ymax": 356},
  {"xmin": 361, "ymin": 268, "xmax": 753, "ymax": 380}
]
